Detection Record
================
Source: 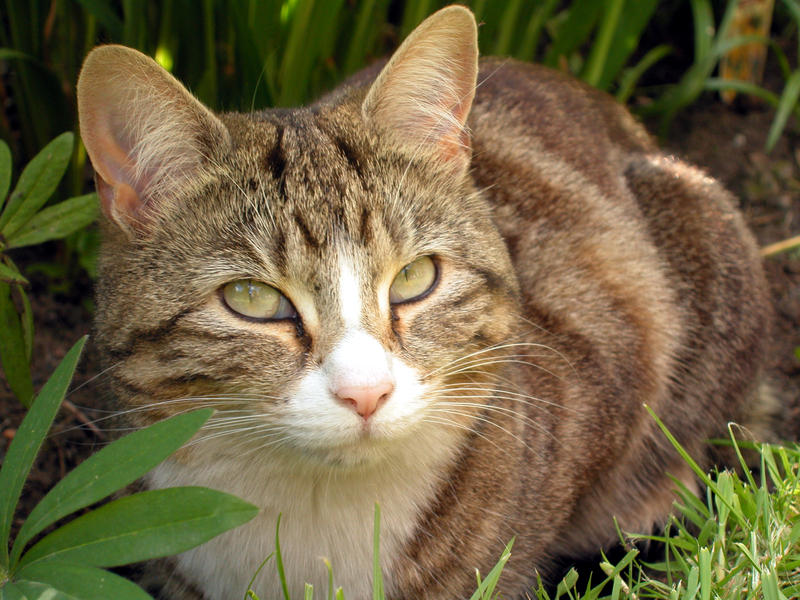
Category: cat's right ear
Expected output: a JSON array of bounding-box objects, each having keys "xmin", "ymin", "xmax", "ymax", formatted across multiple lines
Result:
[
  {"xmin": 362, "ymin": 6, "xmax": 478, "ymax": 175},
  {"xmin": 77, "ymin": 45, "xmax": 230, "ymax": 236}
]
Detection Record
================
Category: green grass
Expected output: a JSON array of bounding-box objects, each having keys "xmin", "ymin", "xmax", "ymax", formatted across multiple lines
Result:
[
  {"xmin": 242, "ymin": 430, "xmax": 800, "ymax": 600},
  {"xmin": 538, "ymin": 431, "xmax": 800, "ymax": 599}
]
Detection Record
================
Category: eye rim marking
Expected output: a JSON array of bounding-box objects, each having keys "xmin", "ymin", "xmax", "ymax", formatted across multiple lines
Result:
[
  {"xmin": 220, "ymin": 279, "xmax": 299, "ymax": 323},
  {"xmin": 389, "ymin": 255, "xmax": 440, "ymax": 306}
]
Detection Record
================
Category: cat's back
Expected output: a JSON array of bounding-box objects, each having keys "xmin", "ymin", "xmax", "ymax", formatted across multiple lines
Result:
[
  {"xmin": 468, "ymin": 56, "xmax": 772, "ymax": 458},
  {"xmin": 470, "ymin": 58, "xmax": 653, "ymax": 191}
]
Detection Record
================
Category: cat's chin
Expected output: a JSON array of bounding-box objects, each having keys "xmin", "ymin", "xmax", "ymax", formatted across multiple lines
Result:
[
  {"xmin": 271, "ymin": 416, "xmax": 462, "ymax": 472},
  {"xmin": 287, "ymin": 426, "xmax": 422, "ymax": 469}
]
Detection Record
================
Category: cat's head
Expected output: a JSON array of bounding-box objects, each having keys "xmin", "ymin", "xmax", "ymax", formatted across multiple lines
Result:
[{"xmin": 78, "ymin": 6, "xmax": 520, "ymax": 467}]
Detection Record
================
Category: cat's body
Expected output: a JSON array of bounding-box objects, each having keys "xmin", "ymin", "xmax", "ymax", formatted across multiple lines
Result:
[{"xmin": 78, "ymin": 7, "xmax": 773, "ymax": 599}]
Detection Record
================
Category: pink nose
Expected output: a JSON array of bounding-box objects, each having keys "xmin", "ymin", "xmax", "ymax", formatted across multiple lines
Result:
[{"xmin": 335, "ymin": 381, "xmax": 394, "ymax": 420}]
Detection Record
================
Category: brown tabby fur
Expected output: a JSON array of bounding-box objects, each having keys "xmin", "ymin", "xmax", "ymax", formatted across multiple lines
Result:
[{"xmin": 78, "ymin": 6, "xmax": 774, "ymax": 599}]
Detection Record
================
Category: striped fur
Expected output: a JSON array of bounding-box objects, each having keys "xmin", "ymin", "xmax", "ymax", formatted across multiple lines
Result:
[{"xmin": 78, "ymin": 6, "xmax": 774, "ymax": 599}]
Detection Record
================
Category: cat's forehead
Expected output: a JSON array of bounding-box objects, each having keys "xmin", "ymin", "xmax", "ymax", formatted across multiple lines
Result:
[
  {"xmin": 223, "ymin": 108, "xmax": 377, "ymax": 206},
  {"xmin": 212, "ymin": 108, "xmax": 459, "ymax": 256}
]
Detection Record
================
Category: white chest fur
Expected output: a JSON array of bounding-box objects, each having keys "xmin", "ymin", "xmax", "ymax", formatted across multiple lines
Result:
[{"xmin": 147, "ymin": 426, "xmax": 459, "ymax": 600}]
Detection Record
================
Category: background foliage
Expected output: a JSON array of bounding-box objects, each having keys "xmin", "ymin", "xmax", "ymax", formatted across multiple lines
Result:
[{"xmin": 3, "ymin": 0, "xmax": 800, "ymax": 182}]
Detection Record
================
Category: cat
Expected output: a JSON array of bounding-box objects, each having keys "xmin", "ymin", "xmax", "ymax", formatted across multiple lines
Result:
[{"xmin": 77, "ymin": 5, "xmax": 775, "ymax": 599}]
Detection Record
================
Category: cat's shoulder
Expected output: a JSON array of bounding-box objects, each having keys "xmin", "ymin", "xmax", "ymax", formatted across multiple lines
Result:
[{"xmin": 471, "ymin": 57, "xmax": 655, "ymax": 154}]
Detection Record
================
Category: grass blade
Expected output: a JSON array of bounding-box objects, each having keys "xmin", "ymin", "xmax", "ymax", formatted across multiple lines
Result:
[
  {"xmin": 18, "ymin": 284, "xmax": 32, "ymax": 363},
  {"xmin": 616, "ymin": 44, "xmax": 672, "ymax": 103},
  {"xmin": 515, "ymin": 0, "xmax": 560, "ymax": 62},
  {"xmin": 544, "ymin": 1, "xmax": 603, "ymax": 70},
  {"xmin": 582, "ymin": 0, "xmax": 626, "ymax": 88},
  {"xmin": 343, "ymin": 0, "xmax": 386, "ymax": 76},
  {"xmin": 0, "ymin": 336, "xmax": 86, "ymax": 567},
  {"xmin": 766, "ymin": 69, "xmax": 800, "ymax": 152},
  {"xmin": 10, "ymin": 409, "xmax": 214, "ymax": 565},
  {"xmin": 19, "ymin": 486, "xmax": 258, "ymax": 569},
  {"xmin": 468, "ymin": 538, "xmax": 514, "ymax": 600},
  {"xmin": 644, "ymin": 405, "xmax": 736, "ymax": 515},
  {"xmin": 595, "ymin": 0, "xmax": 659, "ymax": 91},
  {"xmin": 274, "ymin": 513, "xmax": 291, "ymax": 600},
  {"xmin": 400, "ymin": 0, "xmax": 435, "ymax": 39},
  {"xmin": 491, "ymin": 0, "xmax": 524, "ymax": 57},
  {"xmin": 689, "ymin": 0, "xmax": 714, "ymax": 62}
]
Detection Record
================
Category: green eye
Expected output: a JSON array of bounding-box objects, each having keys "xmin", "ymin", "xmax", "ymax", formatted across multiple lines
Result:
[
  {"xmin": 222, "ymin": 279, "xmax": 296, "ymax": 320},
  {"xmin": 389, "ymin": 256, "xmax": 438, "ymax": 304}
]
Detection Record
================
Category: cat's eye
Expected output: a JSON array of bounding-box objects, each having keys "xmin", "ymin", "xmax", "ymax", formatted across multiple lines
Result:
[
  {"xmin": 222, "ymin": 279, "xmax": 296, "ymax": 321},
  {"xmin": 389, "ymin": 256, "xmax": 438, "ymax": 304}
]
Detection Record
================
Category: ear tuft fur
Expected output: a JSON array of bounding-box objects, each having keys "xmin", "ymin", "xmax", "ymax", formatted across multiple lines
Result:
[{"xmin": 362, "ymin": 6, "xmax": 478, "ymax": 172}]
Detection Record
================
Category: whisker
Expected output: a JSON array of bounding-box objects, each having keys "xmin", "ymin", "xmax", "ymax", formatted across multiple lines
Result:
[
  {"xmin": 427, "ymin": 407, "xmax": 534, "ymax": 452},
  {"xmin": 66, "ymin": 361, "xmax": 122, "ymax": 397}
]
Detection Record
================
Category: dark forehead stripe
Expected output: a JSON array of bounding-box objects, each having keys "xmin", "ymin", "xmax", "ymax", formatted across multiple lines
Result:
[
  {"xmin": 332, "ymin": 134, "xmax": 366, "ymax": 188},
  {"xmin": 263, "ymin": 123, "xmax": 287, "ymax": 200},
  {"xmin": 359, "ymin": 207, "xmax": 373, "ymax": 245},
  {"xmin": 292, "ymin": 208, "xmax": 323, "ymax": 250}
]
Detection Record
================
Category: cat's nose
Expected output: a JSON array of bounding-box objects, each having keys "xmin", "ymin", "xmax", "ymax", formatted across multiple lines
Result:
[{"xmin": 335, "ymin": 381, "xmax": 394, "ymax": 420}]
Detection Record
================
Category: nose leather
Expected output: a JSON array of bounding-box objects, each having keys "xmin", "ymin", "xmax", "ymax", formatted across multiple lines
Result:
[{"xmin": 335, "ymin": 381, "xmax": 394, "ymax": 419}]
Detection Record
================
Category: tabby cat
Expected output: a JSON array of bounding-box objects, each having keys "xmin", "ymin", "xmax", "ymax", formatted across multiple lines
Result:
[{"xmin": 77, "ymin": 6, "xmax": 774, "ymax": 599}]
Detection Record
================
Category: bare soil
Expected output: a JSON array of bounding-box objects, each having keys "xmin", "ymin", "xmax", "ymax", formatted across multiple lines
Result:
[{"xmin": 1, "ymin": 97, "xmax": 799, "ymax": 544}]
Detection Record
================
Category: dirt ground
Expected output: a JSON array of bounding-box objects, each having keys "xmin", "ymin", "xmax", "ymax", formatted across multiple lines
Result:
[{"xmin": 0, "ymin": 96, "xmax": 799, "ymax": 544}]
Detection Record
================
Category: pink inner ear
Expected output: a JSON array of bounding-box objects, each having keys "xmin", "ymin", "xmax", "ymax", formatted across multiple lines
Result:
[
  {"xmin": 96, "ymin": 175, "xmax": 142, "ymax": 227},
  {"xmin": 86, "ymin": 113, "xmax": 150, "ymax": 228}
]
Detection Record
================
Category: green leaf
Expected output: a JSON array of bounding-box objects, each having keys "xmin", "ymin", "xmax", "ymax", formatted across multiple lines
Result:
[
  {"xmin": 0, "ymin": 337, "xmax": 86, "ymax": 567},
  {"xmin": 1, "ymin": 580, "xmax": 56, "ymax": 600},
  {"xmin": 0, "ymin": 262, "xmax": 27, "ymax": 285},
  {"xmin": 15, "ymin": 562, "xmax": 152, "ymax": 600},
  {"xmin": 18, "ymin": 286, "xmax": 32, "ymax": 364},
  {"xmin": 5, "ymin": 193, "xmax": 99, "ymax": 249},
  {"xmin": 0, "ymin": 133, "xmax": 74, "ymax": 238},
  {"xmin": 0, "ymin": 140, "xmax": 11, "ymax": 215},
  {"xmin": 10, "ymin": 409, "xmax": 213, "ymax": 564},
  {"xmin": 0, "ymin": 281, "xmax": 34, "ymax": 407},
  {"xmin": 20, "ymin": 487, "xmax": 258, "ymax": 568}
]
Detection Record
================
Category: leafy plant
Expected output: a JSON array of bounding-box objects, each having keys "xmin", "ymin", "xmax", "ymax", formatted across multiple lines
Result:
[
  {"xmin": 0, "ymin": 132, "xmax": 98, "ymax": 407},
  {"xmin": 0, "ymin": 336, "xmax": 259, "ymax": 599}
]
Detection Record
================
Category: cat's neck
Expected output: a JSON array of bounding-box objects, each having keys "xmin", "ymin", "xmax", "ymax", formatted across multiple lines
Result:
[{"xmin": 146, "ymin": 420, "xmax": 465, "ymax": 598}]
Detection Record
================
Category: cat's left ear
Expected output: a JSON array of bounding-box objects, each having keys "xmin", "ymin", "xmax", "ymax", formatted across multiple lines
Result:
[
  {"xmin": 362, "ymin": 5, "xmax": 478, "ymax": 174},
  {"xmin": 77, "ymin": 45, "xmax": 230, "ymax": 236}
]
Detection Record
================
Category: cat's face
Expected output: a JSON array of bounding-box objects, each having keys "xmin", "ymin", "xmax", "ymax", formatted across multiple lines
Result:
[{"xmin": 80, "ymin": 10, "xmax": 519, "ymax": 467}]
